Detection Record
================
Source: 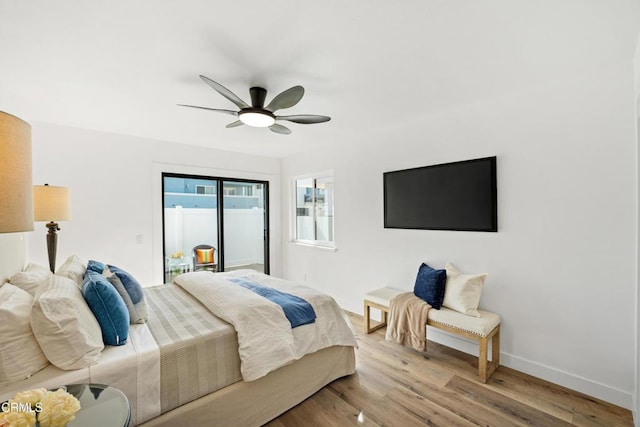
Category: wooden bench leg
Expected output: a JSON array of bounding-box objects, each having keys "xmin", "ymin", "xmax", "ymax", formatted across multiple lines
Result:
[
  {"xmin": 492, "ymin": 327, "xmax": 500, "ymax": 368},
  {"xmin": 478, "ymin": 325, "xmax": 500, "ymax": 383},
  {"xmin": 364, "ymin": 300, "xmax": 371, "ymax": 333},
  {"xmin": 364, "ymin": 300, "xmax": 389, "ymax": 334},
  {"xmin": 479, "ymin": 336, "xmax": 489, "ymax": 383}
]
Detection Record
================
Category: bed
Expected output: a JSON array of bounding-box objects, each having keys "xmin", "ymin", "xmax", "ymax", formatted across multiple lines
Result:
[{"xmin": 0, "ymin": 262, "xmax": 357, "ymax": 426}]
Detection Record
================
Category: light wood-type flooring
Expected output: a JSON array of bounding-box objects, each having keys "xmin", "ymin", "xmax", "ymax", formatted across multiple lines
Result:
[{"xmin": 267, "ymin": 312, "xmax": 633, "ymax": 426}]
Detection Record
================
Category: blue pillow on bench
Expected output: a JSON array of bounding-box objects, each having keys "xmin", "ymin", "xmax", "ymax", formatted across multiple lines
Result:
[{"xmin": 413, "ymin": 263, "xmax": 447, "ymax": 309}]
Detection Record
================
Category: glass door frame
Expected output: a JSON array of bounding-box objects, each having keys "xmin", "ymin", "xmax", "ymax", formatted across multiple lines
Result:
[{"xmin": 162, "ymin": 172, "xmax": 270, "ymax": 278}]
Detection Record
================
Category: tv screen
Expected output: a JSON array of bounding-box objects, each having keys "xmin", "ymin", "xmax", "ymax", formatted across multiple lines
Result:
[{"xmin": 384, "ymin": 156, "xmax": 497, "ymax": 232}]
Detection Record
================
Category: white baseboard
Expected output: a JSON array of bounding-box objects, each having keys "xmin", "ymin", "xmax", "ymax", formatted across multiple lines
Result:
[
  {"xmin": 499, "ymin": 352, "xmax": 632, "ymax": 410},
  {"xmin": 427, "ymin": 328, "xmax": 633, "ymax": 410}
]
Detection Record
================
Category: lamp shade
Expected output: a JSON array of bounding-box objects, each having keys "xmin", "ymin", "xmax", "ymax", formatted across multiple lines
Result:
[
  {"xmin": 0, "ymin": 111, "xmax": 33, "ymax": 233},
  {"xmin": 33, "ymin": 185, "xmax": 71, "ymax": 222}
]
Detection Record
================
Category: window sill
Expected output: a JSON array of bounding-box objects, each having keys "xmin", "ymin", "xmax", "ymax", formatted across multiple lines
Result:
[{"xmin": 290, "ymin": 241, "xmax": 338, "ymax": 252}]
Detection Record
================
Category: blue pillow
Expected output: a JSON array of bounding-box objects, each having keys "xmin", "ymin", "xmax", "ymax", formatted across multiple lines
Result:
[
  {"xmin": 413, "ymin": 263, "xmax": 447, "ymax": 309},
  {"xmin": 87, "ymin": 260, "xmax": 105, "ymax": 274},
  {"xmin": 82, "ymin": 271, "xmax": 129, "ymax": 346},
  {"xmin": 106, "ymin": 265, "xmax": 144, "ymax": 304},
  {"xmin": 105, "ymin": 264, "xmax": 148, "ymax": 324}
]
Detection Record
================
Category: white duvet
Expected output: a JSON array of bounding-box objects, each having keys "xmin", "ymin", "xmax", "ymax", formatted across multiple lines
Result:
[{"xmin": 174, "ymin": 270, "xmax": 358, "ymax": 381}]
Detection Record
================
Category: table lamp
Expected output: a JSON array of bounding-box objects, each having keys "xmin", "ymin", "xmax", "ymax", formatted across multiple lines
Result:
[
  {"xmin": 0, "ymin": 111, "xmax": 33, "ymax": 233},
  {"xmin": 33, "ymin": 184, "xmax": 71, "ymax": 272}
]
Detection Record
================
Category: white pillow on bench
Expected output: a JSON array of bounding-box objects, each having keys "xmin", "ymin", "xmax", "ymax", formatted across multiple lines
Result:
[{"xmin": 442, "ymin": 263, "xmax": 487, "ymax": 317}]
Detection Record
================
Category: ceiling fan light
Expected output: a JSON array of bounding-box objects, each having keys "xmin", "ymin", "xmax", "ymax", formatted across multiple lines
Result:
[{"xmin": 239, "ymin": 110, "xmax": 275, "ymax": 127}]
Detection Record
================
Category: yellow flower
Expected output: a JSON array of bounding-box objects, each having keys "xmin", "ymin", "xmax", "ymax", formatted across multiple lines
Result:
[
  {"xmin": 0, "ymin": 409, "xmax": 36, "ymax": 427},
  {"xmin": 2, "ymin": 388, "xmax": 80, "ymax": 427},
  {"xmin": 11, "ymin": 389, "xmax": 47, "ymax": 410},
  {"xmin": 37, "ymin": 389, "xmax": 81, "ymax": 427}
]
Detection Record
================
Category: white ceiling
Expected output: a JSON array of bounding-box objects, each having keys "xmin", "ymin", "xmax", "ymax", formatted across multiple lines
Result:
[{"xmin": 1, "ymin": 1, "xmax": 638, "ymax": 158}]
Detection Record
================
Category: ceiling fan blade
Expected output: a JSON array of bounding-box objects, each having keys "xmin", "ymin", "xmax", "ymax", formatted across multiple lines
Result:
[
  {"xmin": 226, "ymin": 120, "xmax": 244, "ymax": 128},
  {"xmin": 265, "ymin": 86, "xmax": 304, "ymax": 112},
  {"xmin": 177, "ymin": 104, "xmax": 238, "ymax": 116},
  {"xmin": 276, "ymin": 114, "xmax": 331, "ymax": 124},
  {"xmin": 269, "ymin": 123, "xmax": 292, "ymax": 135},
  {"xmin": 199, "ymin": 75, "xmax": 250, "ymax": 109}
]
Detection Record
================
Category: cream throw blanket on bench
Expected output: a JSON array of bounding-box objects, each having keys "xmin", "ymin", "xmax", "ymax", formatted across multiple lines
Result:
[{"xmin": 385, "ymin": 292, "xmax": 431, "ymax": 352}]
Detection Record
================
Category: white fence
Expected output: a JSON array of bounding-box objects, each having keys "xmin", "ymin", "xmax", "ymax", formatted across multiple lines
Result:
[{"xmin": 164, "ymin": 207, "xmax": 264, "ymax": 269}]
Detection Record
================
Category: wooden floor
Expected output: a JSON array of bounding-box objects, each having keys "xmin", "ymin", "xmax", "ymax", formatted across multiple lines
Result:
[{"xmin": 267, "ymin": 312, "xmax": 633, "ymax": 427}]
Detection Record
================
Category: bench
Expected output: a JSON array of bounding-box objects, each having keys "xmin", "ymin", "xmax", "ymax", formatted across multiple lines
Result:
[{"xmin": 364, "ymin": 287, "xmax": 500, "ymax": 383}]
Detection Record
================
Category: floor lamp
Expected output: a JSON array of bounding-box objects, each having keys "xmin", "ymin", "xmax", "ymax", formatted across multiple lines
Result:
[
  {"xmin": 33, "ymin": 184, "xmax": 71, "ymax": 273},
  {"xmin": 0, "ymin": 111, "xmax": 33, "ymax": 233}
]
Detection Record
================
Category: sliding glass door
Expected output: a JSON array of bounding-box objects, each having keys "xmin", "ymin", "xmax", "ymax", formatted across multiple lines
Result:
[
  {"xmin": 222, "ymin": 181, "xmax": 267, "ymax": 273},
  {"xmin": 162, "ymin": 173, "xmax": 269, "ymax": 283}
]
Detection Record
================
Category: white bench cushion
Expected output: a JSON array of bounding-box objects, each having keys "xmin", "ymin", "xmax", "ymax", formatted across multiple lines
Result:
[
  {"xmin": 364, "ymin": 288, "xmax": 405, "ymax": 307},
  {"xmin": 428, "ymin": 307, "xmax": 500, "ymax": 337}
]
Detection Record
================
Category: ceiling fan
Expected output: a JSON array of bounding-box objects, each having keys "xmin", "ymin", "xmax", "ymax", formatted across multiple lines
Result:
[{"xmin": 179, "ymin": 75, "xmax": 331, "ymax": 135}]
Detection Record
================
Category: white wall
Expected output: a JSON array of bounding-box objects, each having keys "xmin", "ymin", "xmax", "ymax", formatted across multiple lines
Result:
[
  {"xmin": 635, "ymin": 113, "xmax": 639, "ymax": 426},
  {"xmin": 0, "ymin": 233, "xmax": 27, "ymax": 283},
  {"xmin": 282, "ymin": 62, "xmax": 636, "ymax": 408},
  {"xmin": 27, "ymin": 122, "xmax": 281, "ymax": 285},
  {"xmin": 634, "ymin": 30, "xmax": 640, "ymax": 427}
]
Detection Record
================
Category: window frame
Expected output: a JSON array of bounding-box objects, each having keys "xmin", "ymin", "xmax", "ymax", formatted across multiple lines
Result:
[
  {"xmin": 162, "ymin": 172, "xmax": 271, "ymax": 282},
  {"xmin": 292, "ymin": 173, "xmax": 335, "ymax": 249}
]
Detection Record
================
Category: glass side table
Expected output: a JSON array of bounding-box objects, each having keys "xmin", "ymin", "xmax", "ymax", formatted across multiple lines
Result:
[
  {"xmin": 66, "ymin": 384, "xmax": 130, "ymax": 427},
  {"xmin": 165, "ymin": 257, "xmax": 192, "ymax": 283}
]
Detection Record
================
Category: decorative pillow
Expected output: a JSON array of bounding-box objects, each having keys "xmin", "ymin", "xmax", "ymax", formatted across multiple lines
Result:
[
  {"xmin": 87, "ymin": 259, "xmax": 105, "ymax": 274},
  {"xmin": 0, "ymin": 284, "xmax": 49, "ymax": 386},
  {"xmin": 55, "ymin": 255, "xmax": 87, "ymax": 288},
  {"xmin": 413, "ymin": 263, "xmax": 447, "ymax": 309},
  {"xmin": 196, "ymin": 248, "xmax": 214, "ymax": 264},
  {"xmin": 442, "ymin": 263, "xmax": 487, "ymax": 317},
  {"xmin": 104, "ymin": 265, "xmax": 148, "ymax": 324},
  {"xmin": 9, "ymin": 263, "xmax": 53, "ymax": 296},
  {"xmin": 82, "ymin": 271, "xmax": 129, "ymax": 346},
  {"xmin": 31, "ymin": 276, "xmax": 104, "ymax": 370}
]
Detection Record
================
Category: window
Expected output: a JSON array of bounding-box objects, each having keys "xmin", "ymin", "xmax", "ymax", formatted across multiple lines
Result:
[
  {"xmin": 195, "ymin": 185, "xmax": 215, "ymax": 195},
  {"xmin": 294, "ymin": 176, "xmax": 334, "ymax": 247}
]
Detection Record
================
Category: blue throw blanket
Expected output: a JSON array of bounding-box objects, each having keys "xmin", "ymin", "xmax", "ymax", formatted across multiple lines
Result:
[{"xmin": 229, "ymin": 278, "xmax": 316, "ymax": 328}]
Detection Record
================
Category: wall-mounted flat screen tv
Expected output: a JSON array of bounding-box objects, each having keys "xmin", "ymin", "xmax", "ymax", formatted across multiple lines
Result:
[{"xmin": 383, "ymin": 156, "xmax": 497, "ymax": 232}]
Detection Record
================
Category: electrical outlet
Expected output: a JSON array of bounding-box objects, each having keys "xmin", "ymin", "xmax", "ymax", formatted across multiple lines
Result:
[{"xmin": 136, "ymin": 234, "xmax": 144, "ymax": 244}]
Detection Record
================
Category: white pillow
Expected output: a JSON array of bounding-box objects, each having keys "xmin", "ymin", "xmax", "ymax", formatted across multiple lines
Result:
[
  {"xmin": 9, "ymin": 263, "xmax": 53, "ymax": 296},
  {"xmin": 55, "ymin": 255, "xmax": 87, "ymax": 288},
  {"xmin": 442, "ymin": 263, "xmax": 487, "ymax": 317},
  {"xmin": 0, "ymin": 284, "xmax": 49, "ymax": 385},
  {"xmin": 31, "ymin": 276, "xmax": 104, "ymax": 370}
]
